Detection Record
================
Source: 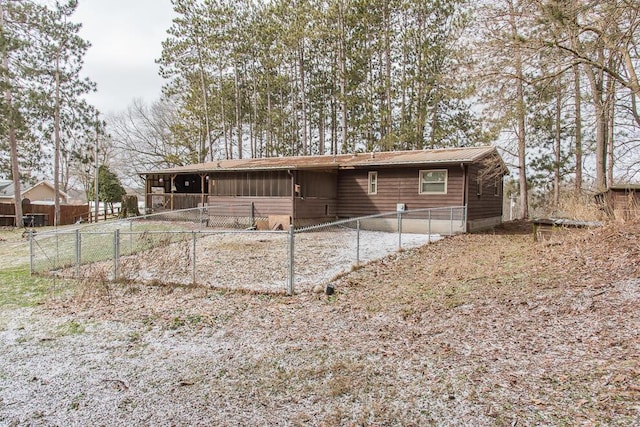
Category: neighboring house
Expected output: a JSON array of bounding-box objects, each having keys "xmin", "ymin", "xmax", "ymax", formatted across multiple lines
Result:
[
  {"xmin": 141, "ymin": 146, "xmax": 509, "ymax": 232},
  {"xmin": 0, "ymin": 180, "xmax": 90, "ymax": 227},
  {"xmin": 595, "ymin": 184, "xmax": 640, "ymax": 221},
  {"xmin": 0, "ymin": 180, "xmax": 69, "ymax": 205}
]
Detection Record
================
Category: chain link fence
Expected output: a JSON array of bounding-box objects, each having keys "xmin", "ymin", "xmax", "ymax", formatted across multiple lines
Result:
[{"xmin": 30, "ymin": 206, "xmax": 466, "ymax": 294}]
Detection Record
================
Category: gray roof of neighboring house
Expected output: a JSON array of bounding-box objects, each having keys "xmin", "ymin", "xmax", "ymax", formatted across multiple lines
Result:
[{"xmin": 144, "ymin": 146, "xmax": 507, "ymax": 175}]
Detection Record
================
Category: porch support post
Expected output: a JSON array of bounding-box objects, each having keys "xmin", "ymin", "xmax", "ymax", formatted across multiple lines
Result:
[
  {"xmin": 144, "ymin": 175, "xmax": 150, "ymax": 215},
  {"xmin": 200, "ymin": 174, "xmax": 206, "ymax": 207},
  {"xmin": 170, "ymin": 174, "xmax": 176, "ymax": 210}
]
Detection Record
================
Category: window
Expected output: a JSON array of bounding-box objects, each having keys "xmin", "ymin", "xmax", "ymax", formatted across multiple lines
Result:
[
  {"xmin": 476, "ymin": 177, "xmax": 483, "ymax": 196},
  {"xmin": 419, "ymin": 170, "xmax": 447, "ymax": 194},
  {"xmin": 494, "ymin": 178, "xmax": 501, "ymax": 196},
  {"xmin": 368, "ymin": 171, "xmax": 378, "ymax": 195}
]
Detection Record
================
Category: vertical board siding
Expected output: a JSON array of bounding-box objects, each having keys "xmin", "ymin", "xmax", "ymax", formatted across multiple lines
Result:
[
  {"xmin": 297, "ymin": 170, "xmax": 337, "ymax": 198},
  {"xmin": 207, "ymin": 196, "xmax": 292, "ymax": 217}
]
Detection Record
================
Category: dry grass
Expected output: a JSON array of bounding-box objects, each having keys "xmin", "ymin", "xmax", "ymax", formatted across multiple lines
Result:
[
  {"xmin": 1, "ymin": 220, "xmax": 639, "ymax": 425},
  {"xmin": 549, "ymin": 192, "xmax": 608, "ymax": 221}
]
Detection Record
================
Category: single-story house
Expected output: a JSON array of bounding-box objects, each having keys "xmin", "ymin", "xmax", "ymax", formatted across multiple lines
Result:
[
  {"xmin": 141, "ymin": 146, "xmax": 509, "ymax": 233},
  {"xmin": 595, "ymin": 184, "xmax": 640, "ymax": 221},
  {"xmin": 0, "ymin": 180, "xmax": 69, "ymax": 205}
]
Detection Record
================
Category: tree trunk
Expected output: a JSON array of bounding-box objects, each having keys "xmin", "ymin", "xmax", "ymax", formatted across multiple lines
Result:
[
  {"xmin": 573, "ymin": 62, "xmax": 582, "ymax": 192},
  {"xmin": 234, "ymin": 61, "xmax": 242, "ymax": 159},
  {"xmin": 250, "ymin": 66, "xmax": 257, "ymax": 158},
  {"xmin": 219, "ymin": 63, "xmax": 229, "ymax": 159},
  {"xmin": 583, "ymin": 49, "xmax": 608, "ymax": 190},
  {"xmin": 298, "ymin": 45, "xmax": 308, "ymax": 155},
  {"xmin": 267, "ymin": 81, "xmax": 273, "ymax": 156},
  {"xmin": 1, "ymin": 3, "xmax": 23, "ymax": 228},
  {"xmin": 383, "ymin": 1, "xmax": 392, "ymax": 140},
  {"xmin": 606, "ymin": 78, "xmax": 616, "ymax": 185},
  {"xmin": 54, "ymin": 50, "xmax": 62, "ymax": 227},
  {"xmin": 508, "ymin": 0, "xmax": 529, "ymax": 219},
  {"xmin": 338, "ymin": 3, "xmax": 348, "ymax": 153},
  {"xmin": 196, "ymin": 37, "xmax": 211, "ymax": 164},
  {"xmin": 554, "ymin": 77, "xmax": 562, "ymax": 209},
  {"xmin": 319, "ymin": 106, "xmax": 325, "ymax": 154}
]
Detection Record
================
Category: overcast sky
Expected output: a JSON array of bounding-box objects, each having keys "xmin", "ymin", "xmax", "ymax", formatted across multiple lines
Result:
[{"xmin": 73, "ymin": 0, "xmax": 176, "ymax": 115}]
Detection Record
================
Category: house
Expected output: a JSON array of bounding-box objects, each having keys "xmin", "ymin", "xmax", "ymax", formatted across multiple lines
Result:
[
  {"xmin": 0, "ymin": 180, "xmax": 69, "ymax": 205},
  {"xmin": 0, "ymin": 180, "xmax": 90, "ymax": 227},
  {"xmin": 141, "ymin": 146, "xmax": 509, "ymax": 232},
  {"xmin": 595, "ymin": 184, "xmax": 640, "ymax": 221}
]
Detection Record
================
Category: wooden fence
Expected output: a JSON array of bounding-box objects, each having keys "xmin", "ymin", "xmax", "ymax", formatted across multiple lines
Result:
[{"xmin": 0, "ymin": 202, "xmax": 89, "ymax": 227}]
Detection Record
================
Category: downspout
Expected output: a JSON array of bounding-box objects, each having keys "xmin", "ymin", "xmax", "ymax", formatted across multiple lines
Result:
[
  {"xmin": 461, "ymin": 163, "xmax": 468, "ymax": 232},
  {"xmin": 288, "ymin": 169, "xmax": 295, "ymax": 228}
]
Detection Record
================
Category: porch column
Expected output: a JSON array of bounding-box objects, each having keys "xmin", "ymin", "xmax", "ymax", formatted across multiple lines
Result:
[
  {"xmin": 170, "ymin": 174, "xmax": 176, "ymax": 210},
  {"xmin": 200, "ymin": 174, "xmax": 206, "ymax": 207},
  {"xmin": 144, "ymin": 175, "xmax": 150, "ymax": 214}
]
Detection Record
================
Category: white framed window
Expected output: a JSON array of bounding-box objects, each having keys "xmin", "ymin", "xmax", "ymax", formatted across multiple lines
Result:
[
  {"xmin": 419, "ymin": 169, "xmax": 447, "ymax": 194},
  {"xmin": 476, "ymin": 177, "xmax": 483, "ymax": 196},
  {"xmin": 368, "ymin": 171, "xmax": 378, "ymax": 195},
  {"xmin": 494, "ymin": 177, "xmax": 501, "ymax": 196}
]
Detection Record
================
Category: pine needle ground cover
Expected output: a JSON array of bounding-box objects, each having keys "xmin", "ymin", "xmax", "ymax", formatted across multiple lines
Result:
[{"xmin": 1, "ymin": 220, "xmax": 639, "ymax": 425}]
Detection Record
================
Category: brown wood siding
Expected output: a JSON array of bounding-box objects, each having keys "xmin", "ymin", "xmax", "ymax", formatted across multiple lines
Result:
[
  {"xmin": 337, "ymin": 166, "xmax": 465, "ymax": 217},
  {"xmin": 297, "ymin": 170, "xmax": 337, "ymax": 198},
  {"xmin": 466, "ymin": 163, "xmax": 504, "ymax": 221},
  {"xmin": 295, "ymin": 197, "xmax": 337, "ymax": 220},
  {"xmin": 206, "ymin": 196, "xmax": 292, "ymax": 217}
]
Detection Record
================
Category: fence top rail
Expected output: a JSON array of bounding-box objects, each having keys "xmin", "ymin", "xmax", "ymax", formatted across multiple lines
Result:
[
  {"xmin": 28, "ymin": 203, "xmax": 259, "ymax": 237},
  {"xmin": 33, "ymin": 228, "xmax": 289, "ymax": 237},
  {"xmin": 295, "ymin": 206, "xmax": 467, "ymax": 233},
  {"xmin": 403, "ymin": 206, "xmax": 466, "ymax": 214}
]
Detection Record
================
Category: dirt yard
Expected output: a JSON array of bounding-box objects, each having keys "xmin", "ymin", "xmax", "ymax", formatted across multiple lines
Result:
[{"xmin": 1, "ymin": 220, "xmax": 639, "ymax": 425}]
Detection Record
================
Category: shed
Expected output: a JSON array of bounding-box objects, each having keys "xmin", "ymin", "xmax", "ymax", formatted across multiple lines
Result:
[
  {"xmin": 596, "ymin": 184, "xmax": 640, "ymax": 221},
  {"xmin": 141, "ymin": 146, "xmax": 508, "ymax": 232}
]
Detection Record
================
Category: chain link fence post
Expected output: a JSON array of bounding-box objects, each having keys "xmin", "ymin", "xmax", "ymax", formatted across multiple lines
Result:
[
  {"xmin": 463, "ymin": 206, "xmax": 468, "ymax": 233},
  {"xmin": 287, "ymin": 225, "xmax": 294, "ymax": 296},
  {"xmin": 450, "ymin": 207, "xmax": 454, "ymax": 236},
  {"xmin": 55, "ymin": 232, "xmax": 60, "ymax": 270},
  {"xmin": 397, "ymin": 211, "xmax": 403, "ymax": 250},
  {"xmin": 75, "ymin": 229, "xmax": 81, "ymax": 278},
  {"xmin": 29, "ymin": 230, "xmax": 34, "ymax": 275},
  {"xmin": 114, "ymin": 229, "xmax": 120, "ymax": 281},
  {"xmin": 356, "ymin": 220, "xmax": 361, "ymax": 267},
  {"xmin": 192, "ymin": 230, "xmax": 197, "ymax": 285}
]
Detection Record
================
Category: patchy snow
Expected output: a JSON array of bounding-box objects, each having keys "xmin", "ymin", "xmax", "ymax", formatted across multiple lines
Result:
[
  {"xmin": 57, "ymin": 229, "xmax": 440, "ymax": 294},
  {"xmin": 1, "ymin": 220, "xmax": 640, "ymax": 425}
]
